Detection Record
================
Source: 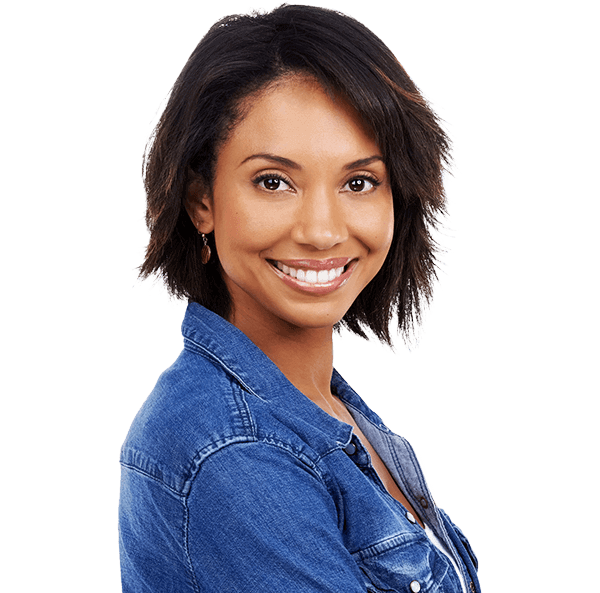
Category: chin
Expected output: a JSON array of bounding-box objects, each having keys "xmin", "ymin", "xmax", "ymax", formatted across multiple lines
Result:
[{"xmin": 275, "ymin": 302, "xmax": 351, "ymax": 331}]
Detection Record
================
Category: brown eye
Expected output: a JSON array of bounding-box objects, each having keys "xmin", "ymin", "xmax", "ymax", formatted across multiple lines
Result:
[
  {"xmin": 255, "ymin": 175, "xmax": 292, "ymax": 192},
  {"xmin": 346, "ymin": 177, "xmax": 375, "ymax": 192},
  {"xmin": 263, "ymin": 178, "xmax": 281, "ymax": 190},
  {"xmin": 349, "ymin": 179, "xmax": 365, "ymax": 192}
]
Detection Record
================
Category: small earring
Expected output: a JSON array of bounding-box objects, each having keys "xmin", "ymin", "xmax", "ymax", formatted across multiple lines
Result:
[{"xmin": 199, "ymin": 230, "xmax": 211, "ymax": 264}]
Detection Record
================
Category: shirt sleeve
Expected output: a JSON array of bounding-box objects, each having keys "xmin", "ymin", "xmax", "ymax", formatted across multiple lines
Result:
[{"xmin": 186, "ymin": 440, "xmax": 367, "ymax": 592}]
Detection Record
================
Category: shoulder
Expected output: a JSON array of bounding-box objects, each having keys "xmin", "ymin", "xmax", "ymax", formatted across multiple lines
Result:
[{"xmin": 120, "ymin": 347, "xmax": 258, "ymax": 495}]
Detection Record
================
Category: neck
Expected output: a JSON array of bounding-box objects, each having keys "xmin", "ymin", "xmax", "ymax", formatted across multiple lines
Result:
[{"xmin": 229, "ymin": 309, "xmax": 335, "ymax": 408}]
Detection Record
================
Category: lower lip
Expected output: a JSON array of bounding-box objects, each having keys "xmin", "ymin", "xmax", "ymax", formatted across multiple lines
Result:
[{"xmin": 269, "ymin": 260, "xmax": 358, "ymax": 295}]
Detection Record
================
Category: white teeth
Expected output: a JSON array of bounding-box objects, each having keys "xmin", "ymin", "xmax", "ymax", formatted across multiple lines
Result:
[
  {"xmin": 274, "ymin": 261, "xmax": 346, "ymax": 284},
  {"xmin": 277, "ymin": 262, "xmax": 298, "ymax": 277}
]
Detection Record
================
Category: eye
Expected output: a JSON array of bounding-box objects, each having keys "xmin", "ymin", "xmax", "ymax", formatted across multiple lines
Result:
[
  {"xmin": 344, "ymin": 176, "xmax": 379, "ymax": 193},
  {"xmin": 254, "ymin": 174, "xmax": 292, "ymax": 192}
]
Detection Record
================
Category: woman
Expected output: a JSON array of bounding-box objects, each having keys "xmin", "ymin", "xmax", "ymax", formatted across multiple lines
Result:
[{"xmin": 119, "ymin": 5, "xmax": 479, "ymax": 592}]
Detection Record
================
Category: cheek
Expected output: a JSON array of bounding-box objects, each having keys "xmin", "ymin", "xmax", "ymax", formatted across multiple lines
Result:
[
  {"xmin": 213, "ymin": 194, "xmax": 287, "ymax": 262},
  {"xmin": 379, "ymin": 210, "xmax": 395, "ymax": 252},
  {"xmin": 357, "ymin": 198, "xmax": 395, "ymax": 254}
]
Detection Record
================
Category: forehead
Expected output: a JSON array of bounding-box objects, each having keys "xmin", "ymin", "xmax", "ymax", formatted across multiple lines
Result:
[{"xmin": 219, "ymin": 76, "xmax": 382, "ymax": 166}]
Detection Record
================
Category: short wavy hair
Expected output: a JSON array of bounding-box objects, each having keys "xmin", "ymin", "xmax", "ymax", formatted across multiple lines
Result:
[{"xmin": 140, "ymin": 4, "xmax": 450, "ymax": 344}]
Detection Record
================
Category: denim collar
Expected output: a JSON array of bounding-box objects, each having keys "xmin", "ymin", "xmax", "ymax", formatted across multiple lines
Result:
[{"xmin": 181, "ymin": 302, "xmax": 388, "ymax": 450}]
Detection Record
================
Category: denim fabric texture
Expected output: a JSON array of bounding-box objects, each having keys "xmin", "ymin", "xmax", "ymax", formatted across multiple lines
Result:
[{"xmin": 119, "ymin": 303, "xmax": 480, "ymax": 593}]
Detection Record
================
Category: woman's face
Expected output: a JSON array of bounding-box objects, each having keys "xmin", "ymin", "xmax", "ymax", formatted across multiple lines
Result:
[{"xmin": 190, "ymin": 76, "xmax": 394, "ymax": 334}]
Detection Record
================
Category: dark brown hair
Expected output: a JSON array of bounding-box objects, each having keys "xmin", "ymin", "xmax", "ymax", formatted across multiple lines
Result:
[{"xmin": 140, "ymin": 4, "xmax": 450, "ymax": 344}]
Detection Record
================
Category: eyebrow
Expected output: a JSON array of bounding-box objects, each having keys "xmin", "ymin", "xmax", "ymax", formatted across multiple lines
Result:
[{"xmin": 239, "ymin": 153, "xmax": 385, "ymax": 170}]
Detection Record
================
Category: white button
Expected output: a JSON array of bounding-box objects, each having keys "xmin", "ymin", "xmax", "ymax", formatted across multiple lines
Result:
[
  {"xmin": 410, "ymin": 581, "xmax": 421, "ymax": 592},
  {"xmin": 406, "ymin": 511, "xmax": 416, "ymax": 524}
]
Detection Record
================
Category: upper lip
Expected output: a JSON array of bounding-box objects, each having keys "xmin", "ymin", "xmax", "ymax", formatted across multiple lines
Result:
[{"xmin": 269, "ymin": 257, "xmax": 352, "ymax": 270}]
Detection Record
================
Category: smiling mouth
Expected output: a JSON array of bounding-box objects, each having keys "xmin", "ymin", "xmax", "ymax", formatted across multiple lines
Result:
[
  {"xmin": 267, "ymin": 258, "xmax": 356, "ymax": 292},
  {"xmin": 272, "ymin": 261, "xmax": 347, "ymax": 284}
]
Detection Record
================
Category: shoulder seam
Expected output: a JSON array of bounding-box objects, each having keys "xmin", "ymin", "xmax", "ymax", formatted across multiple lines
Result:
[
  {"xmin": 120, "ymin": 462, "xmax": 184, "ymax": 498},
  {"xmin": 194, "ymin": 437, "xmax": 330, "ymax": 490}
]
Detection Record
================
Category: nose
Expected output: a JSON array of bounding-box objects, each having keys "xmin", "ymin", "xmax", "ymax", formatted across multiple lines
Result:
[{"xmin": 291, "ymin": 187, "xmax": 348, "ymax": 250}]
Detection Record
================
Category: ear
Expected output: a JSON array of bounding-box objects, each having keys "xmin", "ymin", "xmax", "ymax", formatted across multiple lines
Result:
[{"xmin": 185, "ymin": 177, "xmax": 214, "ymax": 234}]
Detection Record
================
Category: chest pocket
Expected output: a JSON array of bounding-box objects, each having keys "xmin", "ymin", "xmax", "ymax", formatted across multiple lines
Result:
[{"xmin": 353, "ymin": 532, "xmax": 463, "ymax": 593}]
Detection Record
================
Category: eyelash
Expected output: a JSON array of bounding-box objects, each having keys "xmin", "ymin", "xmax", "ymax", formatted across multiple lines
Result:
[{"xmin": 252, "ymin": 173, "xmax": 382, "ymax": 193}]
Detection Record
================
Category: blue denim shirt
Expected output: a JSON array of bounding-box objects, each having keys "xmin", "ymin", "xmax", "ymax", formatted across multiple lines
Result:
[{"xmin": 119, "ymin": 303, "xmax": 480, "ymax": 592}]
